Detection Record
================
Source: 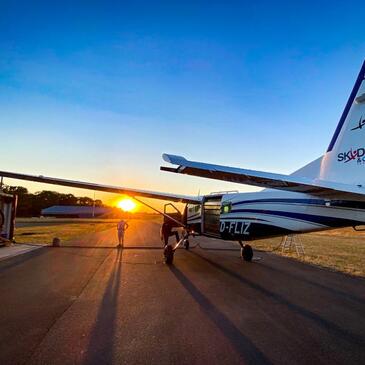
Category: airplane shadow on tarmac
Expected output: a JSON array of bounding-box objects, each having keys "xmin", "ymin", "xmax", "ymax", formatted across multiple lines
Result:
[
  {"xmin": 169, "ymin": 264, "xmax": 273, "ymax": 365},
  {"xmin": 250, "ymin": 255, "xmax": 365, "ymax": 305},
  {"xmin": 83, "ymin": 249, "xmax": 123, "ymax": 365},
  {"xmin": 194, "ymin": 245, "xmax": 365, "ymax": 305},
  {"xmin": 56, "ymin": 245, "xmax": 162, "ymax": 250},
  {"xmin": 188, "ymin": 250, "xmax": 364, "ymax": 348}
]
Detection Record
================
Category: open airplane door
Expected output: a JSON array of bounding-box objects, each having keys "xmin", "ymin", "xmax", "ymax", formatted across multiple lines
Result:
[{"xmin": 202, "ymin": 195, "xmax": 222, "ymax": 238}]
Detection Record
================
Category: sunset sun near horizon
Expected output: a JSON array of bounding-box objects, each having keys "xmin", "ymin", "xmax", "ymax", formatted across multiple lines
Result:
[{"xmin": 117, "ymin": 198, "xmax": 137, "ymax": 212}]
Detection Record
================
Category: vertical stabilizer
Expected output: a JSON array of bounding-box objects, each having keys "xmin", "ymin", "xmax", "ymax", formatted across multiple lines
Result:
[{"xmin": 320, "ymin": 60, "xmax": 365, "ymax": 185}]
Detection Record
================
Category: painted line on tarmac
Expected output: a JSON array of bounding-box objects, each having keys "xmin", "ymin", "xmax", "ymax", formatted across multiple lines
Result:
[{"xmin": 0, "ymin": 244, "xmax": 44, "ymax": 262}]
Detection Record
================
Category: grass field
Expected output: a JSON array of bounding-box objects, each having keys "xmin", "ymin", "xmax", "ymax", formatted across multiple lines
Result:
[
  {"xmin": 14, "ymin": 216, "xmax": 160, "ymax": 244},
  {"xmin": 253, "ymin": 228, "xmax": 365, "ymax": 277},
  {"xmin": 14, "ymin": 219, "xmax": 120, "ymax": 245},
  {"xmin": 13, "ymin": 218, "xmax": 365, "ymax": 277}
]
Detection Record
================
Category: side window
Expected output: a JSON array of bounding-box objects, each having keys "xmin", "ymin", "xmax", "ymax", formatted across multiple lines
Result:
[
  {"xmin": 189, "ymin": 204, "xmax": 201, "ymax": 214},
  {"xmin": 221, "ymin": 201, "xmax": 232, "ymax": 214}
]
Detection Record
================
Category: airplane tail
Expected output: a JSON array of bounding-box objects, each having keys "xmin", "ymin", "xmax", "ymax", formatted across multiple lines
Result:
[{"xmin": 294, "ymin": 60, "xmax": 365, "ymax": 186}]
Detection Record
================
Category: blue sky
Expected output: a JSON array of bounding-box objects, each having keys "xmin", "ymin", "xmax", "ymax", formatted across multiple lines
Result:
[{"xmin": 1, "ymin": 1, "xmax": 365, "ymax": 207}]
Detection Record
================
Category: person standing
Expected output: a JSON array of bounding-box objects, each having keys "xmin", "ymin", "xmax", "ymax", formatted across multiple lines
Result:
[{"xmin": 117, "ymin": 219, "xmax": 129, "ymax": 248}]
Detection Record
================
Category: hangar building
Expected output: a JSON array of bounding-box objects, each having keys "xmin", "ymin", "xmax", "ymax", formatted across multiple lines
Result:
[{"xmin": 41, "ymin": 205, "xmax": 114, "ymax": 218}]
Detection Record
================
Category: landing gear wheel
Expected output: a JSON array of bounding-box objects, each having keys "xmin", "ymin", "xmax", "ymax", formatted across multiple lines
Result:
[
  {"xmin": 241, "ymin": 244, "xmax": 253, "ymax": 262},
  {"xmin": 184, "ymin": 239, "xmax": 190, "ymax": 250},
  {"xmin": 164, "ymin": 245, "xmax": 174, "ymax": 265}
]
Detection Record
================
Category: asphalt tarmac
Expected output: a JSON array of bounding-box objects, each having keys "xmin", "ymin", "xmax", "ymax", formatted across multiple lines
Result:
[{"xmin": 0, "ymin": 219, "xmax": 364, "ymax": 365}]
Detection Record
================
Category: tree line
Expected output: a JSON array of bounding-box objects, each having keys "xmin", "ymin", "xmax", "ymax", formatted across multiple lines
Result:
[{"xmin": 2, "ymin": 185, "xmax": 105, "ymax": 217}]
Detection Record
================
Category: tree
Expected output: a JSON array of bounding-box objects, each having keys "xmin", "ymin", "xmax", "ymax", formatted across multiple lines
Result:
[
  {"xmin": 77, "ymin": 197, "xmax": 94, "ymax": 206},
  {"xmin": 2, "ymin": 185, "xmax": 106, "ymax": 216},
  {"xmin": 94, "ymin": 199, "xmax": 103, "ymax": 207},
  {"xmin": 59, "ymin": 193, "xmax": 78, "ymax": 206},
  {"xmin": 3, "ymin": 186, "xmax": 28, "ymax": 195},
  {"xmin": 31, "ymin": 191, "xmax": 61, "ymax": 216}
]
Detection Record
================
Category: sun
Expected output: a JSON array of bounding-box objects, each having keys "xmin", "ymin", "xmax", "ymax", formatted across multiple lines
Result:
[{"xmin": 117, "ymin": 198, "xmax": 136, "ymax": 212}]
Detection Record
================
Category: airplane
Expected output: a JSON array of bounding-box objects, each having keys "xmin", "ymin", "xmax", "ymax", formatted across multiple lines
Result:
[{"xmin": 1, "ymin": 59, "xmax": 365, "ymax": 264}]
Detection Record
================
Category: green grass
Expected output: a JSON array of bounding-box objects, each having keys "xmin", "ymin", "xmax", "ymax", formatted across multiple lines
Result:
[{"xmin": 14, "ymin": 221, "xmax": 118, "ymax": 245}]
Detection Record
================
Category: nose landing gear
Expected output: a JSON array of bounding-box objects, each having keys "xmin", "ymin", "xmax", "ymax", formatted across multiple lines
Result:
[
  {"xmin": 184, "ymin": 238, "xmax": 190, "ymax": 250},
  {"xmin": 164, "ymin": 244, "xmax": 174, "ymax": 265},
  {"xmin": 238, "ymin": 240, "xmax": 253, "ymax": 262},
  {"xmin": 163, "ymin": 233, "xmax": 190, "ymax": 265}
]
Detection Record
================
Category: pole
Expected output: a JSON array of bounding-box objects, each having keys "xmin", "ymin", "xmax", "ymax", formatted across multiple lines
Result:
[{"xmin": 92, "ymin": 191, "xmax": 95, "ymax": 218}]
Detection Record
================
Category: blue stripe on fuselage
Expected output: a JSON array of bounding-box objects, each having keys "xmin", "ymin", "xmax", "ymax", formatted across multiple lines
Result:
[
  {"xmin": 231, "ymin": 198, "xmax": 324, "ymax": 207},
  {"xmin": 230, "ymin": 209, "xmax": 364, "ymax": 227},
  {"xmin": 230, "ymin": 198, "xmax": 365, "ymax": 211}
]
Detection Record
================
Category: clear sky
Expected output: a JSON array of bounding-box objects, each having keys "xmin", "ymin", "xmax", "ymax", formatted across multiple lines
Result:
[{"xmin": 1, "ymin": 1, "xmax": 365, "ymax": 210}]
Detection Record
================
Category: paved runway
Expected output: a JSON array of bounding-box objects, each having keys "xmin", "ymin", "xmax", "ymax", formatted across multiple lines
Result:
[{"xmin": 0, "ymin": 220, "xmax": 364, "ymax": 365}]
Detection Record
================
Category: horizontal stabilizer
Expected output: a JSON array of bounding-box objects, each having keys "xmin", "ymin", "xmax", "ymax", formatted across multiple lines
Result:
[
  {"xmin": 0, "ymin": 170, "xmax": 201, "ymax": 204},
  {"xmin": 161, "ymin": 154, "xmax": 365, "ymax": 200}
]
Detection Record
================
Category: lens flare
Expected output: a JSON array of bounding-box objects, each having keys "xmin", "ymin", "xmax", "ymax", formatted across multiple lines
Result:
[{"xmin": 117, "ymin": 198, "xmax": 136, "ymax": 212}]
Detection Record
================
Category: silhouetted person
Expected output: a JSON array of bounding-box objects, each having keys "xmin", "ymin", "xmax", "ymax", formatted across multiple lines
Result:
[{"xmin": 117, "ymin": 219, "xmax": 129, "ymax": 248}]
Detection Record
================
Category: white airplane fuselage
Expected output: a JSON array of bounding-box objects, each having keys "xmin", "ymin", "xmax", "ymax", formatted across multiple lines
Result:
[{"xmin": 186, "ymin": 190, "xmax": 365, "ymax": 241}]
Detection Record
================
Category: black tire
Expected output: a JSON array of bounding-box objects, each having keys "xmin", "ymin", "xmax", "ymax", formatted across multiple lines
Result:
[
  {"xmin": 164, "ymin": 245, "xmax": 174, "ymax": 265},
  {"xmin": 241, "ymin": 244, "xmax": 253, "ymax": 262},
  {"xmin": 184, "ymin": 240, "xmax": 190, "ymax": 250}
]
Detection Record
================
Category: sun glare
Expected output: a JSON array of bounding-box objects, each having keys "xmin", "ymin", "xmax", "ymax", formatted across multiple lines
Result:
[{"xmin": 117, "ymin": 198, "xmax": 136, "ymax": 212}]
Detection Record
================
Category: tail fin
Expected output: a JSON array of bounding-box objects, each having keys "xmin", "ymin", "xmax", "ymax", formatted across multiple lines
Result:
[{"xmin": 319, "ymin": 60, "xmax": 365, "ymax": 185}]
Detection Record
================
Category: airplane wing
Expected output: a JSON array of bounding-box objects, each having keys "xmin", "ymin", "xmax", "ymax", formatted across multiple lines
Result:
[
  {"xmin": 161, "ymin": 154, "xmax": 365, "ymax": 200},
  {"xmin": 0, "ymin": 170, "xmax": 200, "ymax": 204}
]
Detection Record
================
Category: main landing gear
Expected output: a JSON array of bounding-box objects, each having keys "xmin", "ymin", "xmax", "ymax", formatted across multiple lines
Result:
[{"xmin": 238, "ymin": 240, "xmax": 253, "ymax": 262}]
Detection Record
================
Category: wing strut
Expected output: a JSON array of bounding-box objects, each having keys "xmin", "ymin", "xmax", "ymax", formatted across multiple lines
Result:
[{"xmin": 132, "ymin": 196, "xmax": 186, "ymax": 228}]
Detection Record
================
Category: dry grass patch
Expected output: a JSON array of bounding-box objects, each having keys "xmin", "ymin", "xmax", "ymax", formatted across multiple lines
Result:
[{"xmin": 253, "ymin": 228, "xmax": 365, "ymax": 277}]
